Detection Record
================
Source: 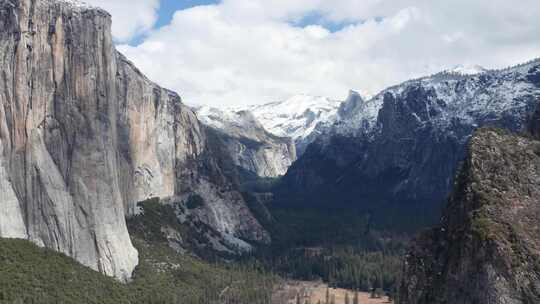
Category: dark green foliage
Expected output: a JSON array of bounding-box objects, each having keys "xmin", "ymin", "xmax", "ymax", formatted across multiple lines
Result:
[
  {"xmin": 127, "ymin": 199, "xmax": 277, "ymax": 303},
  {"xmin": 251, "ymin": 203, "xmax": 405, "ymax": 294},
  {"xmin": 0, "ymin": 238, "xmax": 130, "ymax": 304},
  {"xmin": 241, "ymin": 191, "xmax": 274, "ymax": 229},
  {"xmin": 265, "ymin": 207, "xmax": 373, "ymax": 248},
  {"xmin": 240, "ymin": 176, "xmax": 280, "ymax": 193},
  {"xmin": 0, "ymin": 199, "xmax": 277, "ymax": 303},
  {"xmin": 0, "ymin": 237, "xmax": 276, "ymax": 304},
  {"xmin": 126, "ymin": 239, "xmax": 276, "ymax": 304},
  {"xmin": 186, "ymin": 194, "xmax": 205, "ymax": 209},
  {"xmin": 261, "ymin": 245, "xmax": 402, "ymax": 292},
  {"xmin": 129, "ymin": 197, "xmax": 181, "ymax": 243}
]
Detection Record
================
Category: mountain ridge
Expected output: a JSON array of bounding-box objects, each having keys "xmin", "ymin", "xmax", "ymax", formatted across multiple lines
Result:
[
  {"xmin": 240, "ymin": 94, "xmax": 345, "ymax": 155},
  {"xmin": 196, "ymin": 106, "xmax": 296, "ymax": 177},
  {"xmin": 279, "ymin": 56, "xmax": 540, "ymax": 230},
  {"xmin": 400, "ymin": 125, "xmax": 540, "ymax": 304}
]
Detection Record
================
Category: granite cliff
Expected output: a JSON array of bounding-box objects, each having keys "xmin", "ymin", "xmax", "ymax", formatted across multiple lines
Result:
[
  {"xmin": 197, "ymin": 106, "xmax": 296, "ymax": 178},
  {"xmin": 0, "ymin": 0, "xmax": 267, "ymax": 281},
  {"xmin": 400, "ymin": 123, "xmax": 540, "ymax": 303}
]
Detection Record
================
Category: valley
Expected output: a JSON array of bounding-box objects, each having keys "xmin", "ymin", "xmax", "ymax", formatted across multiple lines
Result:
[
  {"xmin": 0, "ymin": 0, "xmax": 539, "ymax": 303},
  {"xmin": 273, "ymin": 281, "xmax": 392, "ymax": 304}
]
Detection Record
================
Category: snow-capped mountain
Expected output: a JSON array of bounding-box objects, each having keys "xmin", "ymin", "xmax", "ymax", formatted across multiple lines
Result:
[
  {"xmin": 334, "ymin": 60, "xmax": 538, "ymax": 138},
  {"xmin": 446, "ymin": 64, "xmax": 488, "ymax": 75},
  {"xmin": 197, "ymin": 106, "xmax": 296, "ymax": 177},
  {"xmin": 280, "ymin": 58, "xmax": 540, "ymax": 228},
  {"xmin": 242, "ymin": 94, "xmax": 345, "ymax": 155}
]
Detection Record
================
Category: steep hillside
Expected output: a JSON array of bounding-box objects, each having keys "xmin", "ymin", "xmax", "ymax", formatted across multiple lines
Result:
[
  {"xmin": 197, "ymin": 106, "xmax": 296, "ymax": 177},
  {"xmin": 280, "ymin": 59, "xmax": 540, "ymax": 229},
  {"xmin": 399, "ymin": 127, "xmax": 540, "ymax": 304},
  {"xmin": 0, "ymin": 227, "xmax": 275, "ymax": 304},
  {"xmin": 0, "ymin": 0, "xmax": 266, "ymax": 280}
]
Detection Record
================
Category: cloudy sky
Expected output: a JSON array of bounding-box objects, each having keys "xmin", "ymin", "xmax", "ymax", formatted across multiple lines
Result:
[{"xmin": 86, "ymin": 0, "xmax": 540, "ymax": 107}]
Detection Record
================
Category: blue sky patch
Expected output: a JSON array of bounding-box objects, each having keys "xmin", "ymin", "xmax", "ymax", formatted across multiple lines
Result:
[
  {"xmin": 290, "ymin": 11, "xmax": 360, "ymax": 32},
  {"xmin": 126, "ymin": 0, "xmax": 219, "ymax": 45},
  {"xmin": 155, "ymin": 0, "xmax": 220, "ymax": 28}
]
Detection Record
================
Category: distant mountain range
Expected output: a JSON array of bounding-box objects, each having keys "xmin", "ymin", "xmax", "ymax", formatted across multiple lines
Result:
[
  {"xmin": 279, "ymin": 58, "xmax": 540, "ymax": 230},
  {"xmin": 241, "ymin": 94, "xmax": 345, "ymax": 155},
  {"xmin": 196, "ymin": 106, "xmax": 296, "ymax": 178},
  {"xmin": 196, "ymin": 94, "xmax": 347, "ymax": 178},
  {"xmin": 198, "ymin": 94, "xmax": 346, "ymax": 157}
]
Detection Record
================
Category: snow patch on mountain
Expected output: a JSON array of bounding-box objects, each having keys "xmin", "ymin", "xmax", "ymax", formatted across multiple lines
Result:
[
  {"xmin": 333, "ymin": 59, "xmax": 540, "ymax": 139},
  {"xmin": 447, "ymin": 64, "xmax": 488, "ymax": 75},
  {"xmin": 244, "ymin": 94, "xmax": 342, "ymax": 140},
  {"xmin": 237, "ymin": 94, "xmax": 345, "ymax": 154},
  {"xmin": 196, "ymin": 106, "xmax": 296, "ymax": 177}
]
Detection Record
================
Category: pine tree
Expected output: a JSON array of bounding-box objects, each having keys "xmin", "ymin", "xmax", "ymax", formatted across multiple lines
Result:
[
  {"xmin": 378, "ymin": 272, "xmax": 384, "ymax": 292},
  {"xmin": 326, "ymin": 288, "xmax": 330, "ymax": 304}
]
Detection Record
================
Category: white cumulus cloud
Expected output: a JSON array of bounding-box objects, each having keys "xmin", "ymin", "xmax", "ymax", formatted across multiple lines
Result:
[
  {"xmin": 115, "ymin": 0, "xmax": 540, "ymax": 107},
  {"xmin": 85, "ymin": 0, "xmax": 160, "ymax": 42}
]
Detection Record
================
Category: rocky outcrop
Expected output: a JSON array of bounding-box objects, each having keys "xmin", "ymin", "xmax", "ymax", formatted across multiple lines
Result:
[
  {"xmin": 0, "ymin": 0, "xmax": 138, "ymax": 281},
  {"xmin": 280, "ymin": 60, "xmax": 540, "ymax": 228},
  {"xmin": 399, "ymin": 127, "xmax": 540, "ymax": 304},
  {"xmin": 197, "ymin": 106, "xmax": 296, "ymax": 178},
  {"xmin": 0, "ymin": 0, "xmax": 267, "ymax": 281}
]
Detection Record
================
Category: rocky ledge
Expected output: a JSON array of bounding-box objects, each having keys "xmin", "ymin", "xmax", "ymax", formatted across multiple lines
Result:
[{"xmin": 400, "ymin": 127, "xmax": 540, "ymax": 304}]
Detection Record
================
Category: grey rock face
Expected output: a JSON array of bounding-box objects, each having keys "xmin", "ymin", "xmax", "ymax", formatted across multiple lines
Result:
[
  {"xmin": 0, "ymin": 0, "xmax": 267, "ymax": 280},
  {"xmin": 281, "ymin": 60, "xmax": 540, "ymax": 225},
  {"xmin": 400, "ymin": 128, "xmax": 540, "ymax": 304},
  {"xmin": 197, "ymin": 106, "xmax": 296, "ymax": 178},
  {"xmin": 0, "ymin": 0, "xmax": 138, "ymax": 281}
]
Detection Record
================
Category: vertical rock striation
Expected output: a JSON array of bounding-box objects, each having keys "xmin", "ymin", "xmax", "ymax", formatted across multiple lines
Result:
[
  {"xmin": 400, "ymin": 127, "xmax": 540, "ymax": 304},
  {"xmin": 0, "ymin": 0, "xmax": 137, "ymax": 281},
  {"xmin": 0, "ymin": 0, "xmax": 267, "ymax": 281}
]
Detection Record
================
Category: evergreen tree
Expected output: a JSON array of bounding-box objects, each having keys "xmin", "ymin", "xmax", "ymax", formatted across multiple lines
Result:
[{"xmin": 326, "ymin": 288, "xmax": 330, "ymax": 304}]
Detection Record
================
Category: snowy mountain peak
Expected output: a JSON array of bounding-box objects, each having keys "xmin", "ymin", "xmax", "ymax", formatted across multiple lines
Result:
[
  {"xmin": 196, "ymin": 106, "xmax": 296, "ymax": 177},
  {"xmin": 196, "ymin": 106, "xmax": 266, "ymax": 137},
  {"xmin": 339, "ymin": 90, "xmax": 365, "ymax": 118},
  {"xmin": 245, "ymin": 94, "xmax": 343, "ymax": 139},
  {"xmin": 447, "ymin": 64, "xmax": 488, "ymax": 75}
]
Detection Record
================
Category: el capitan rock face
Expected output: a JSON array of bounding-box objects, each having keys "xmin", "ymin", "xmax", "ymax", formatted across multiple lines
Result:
[
  {"xmin": 400, "ymin": 127, "xmax": 540, "ymax": 304},
  {"xmin": 0, "ymin": 0, "xmax": 267, "ymax": 281},
  {"xmin": 0, "ymin": 0, "xmax": 138, "ymax": 281}
]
